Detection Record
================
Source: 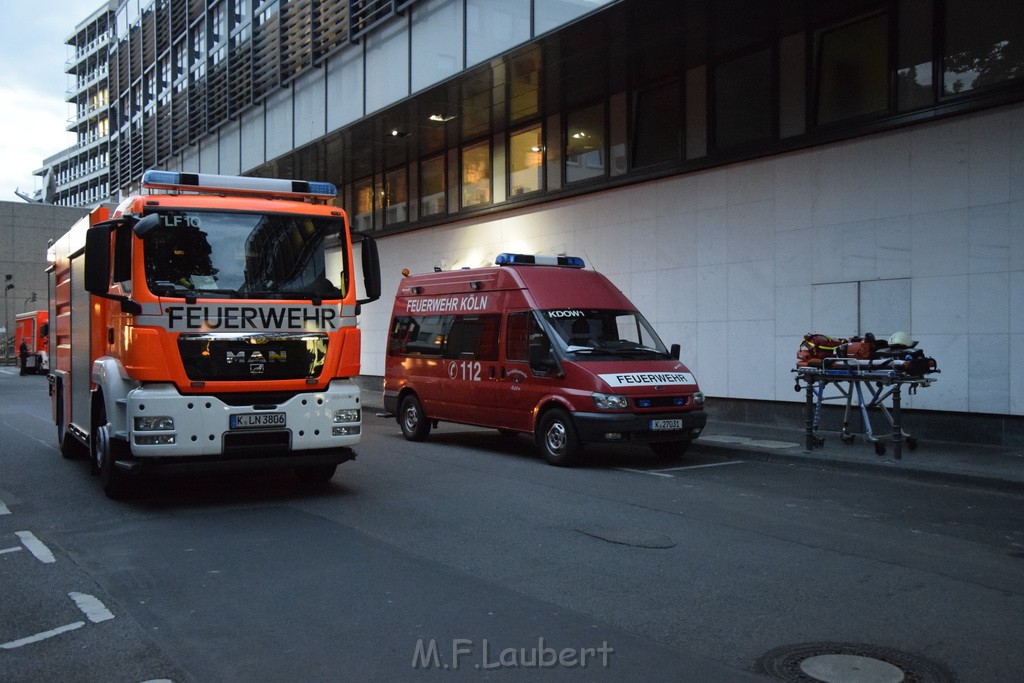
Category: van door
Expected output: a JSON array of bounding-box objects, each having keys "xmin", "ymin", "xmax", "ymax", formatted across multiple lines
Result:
[
  {"xmin": 439, "ymin": 313, "xmax": 502, "ymax": 426},
  {"xmin": 494, "ymin": 310, "xmax": 561, "ymax": 433}
]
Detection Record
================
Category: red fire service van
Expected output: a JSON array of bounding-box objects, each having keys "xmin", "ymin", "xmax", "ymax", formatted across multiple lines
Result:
[
  {"xmin": 15, "ymin": 310, "xmax": 49, "ymax": 374},
  {"xmin": 384, "ymin": 253, "xmax": 706, "ymax": 465}
]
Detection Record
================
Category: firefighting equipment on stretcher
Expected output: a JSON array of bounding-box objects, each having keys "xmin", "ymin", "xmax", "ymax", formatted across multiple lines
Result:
[{"xmin": 793, "ymin": 332, "xmax": 939, "ymax": 459}]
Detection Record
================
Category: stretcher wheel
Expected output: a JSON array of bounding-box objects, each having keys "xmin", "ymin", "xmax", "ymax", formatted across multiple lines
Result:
[
  {"xmin": 874, "ymin": 441, "xmax": 886, "ymax": 456},
  {"xmin": 907, "ymin": 437, "xmax": 918, "ymax": 451},
  {"xmin": 840, "ymin": 433, "xmax": 855, "ymax": 445}
]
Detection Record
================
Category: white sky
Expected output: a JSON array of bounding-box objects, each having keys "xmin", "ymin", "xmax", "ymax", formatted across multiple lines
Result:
[{"xmin": 0, "ymin": 1, "xmax": 111, "ymax": 203}]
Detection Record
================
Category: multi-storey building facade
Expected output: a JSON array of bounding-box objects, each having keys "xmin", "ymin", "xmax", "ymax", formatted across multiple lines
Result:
[
  {"xmin": 92, "ymin": 0, "xmax": 1024, "ymax": 432},
  {"xmin": 33, "ymin": 1, "xmax": 118, "ymax": 207}
]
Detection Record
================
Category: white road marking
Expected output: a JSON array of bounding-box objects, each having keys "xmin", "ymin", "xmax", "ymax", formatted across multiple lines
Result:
[
  {"xmin": 0, "ymin": 546, "xmax": 23, "ymax": 555},
  {"xmin": 69, "ymin": 592, "xmax": 115, "ymax": 623},
  {"xmin": 0, "ymin": 622, "xmax": 85, "ymax": 649},
  {"xmin": 617, "ymin": 460, "xmax": 746, "ymax": 478},
  {"xmin": 660, "ymin": 461, "xmax": 747, "ymax": 471},
  {"xmin": 615, "ymin": 468, "xmax": 676, "ymax": 478},
  {"xmin": 0, "ymin": 417, "xmax": 59, "ymax": 450},
  {"xmin": 0, "ymin": 500, "xmax": 9, "ymax": 515},
  {"xmin": 15, "ymin": 531, "xmax": 56, "ymax": 563}
]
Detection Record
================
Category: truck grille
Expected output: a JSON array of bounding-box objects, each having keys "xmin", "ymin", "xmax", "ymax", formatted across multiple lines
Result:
[{"xmin": 178, "ymin": 333, "xmax": 328, "ymax": 381}]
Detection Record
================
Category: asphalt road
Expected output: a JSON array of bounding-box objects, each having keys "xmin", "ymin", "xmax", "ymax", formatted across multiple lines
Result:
[{"xmin": 1, "ymin": 368, "xmax": 1022, "ymax": 681}]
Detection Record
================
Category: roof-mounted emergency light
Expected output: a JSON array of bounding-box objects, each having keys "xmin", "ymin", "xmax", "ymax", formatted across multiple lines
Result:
[
  {"xmin": 495, "ymin": 253, "xmax": 585, "ymax": 268},
  {"xmin": 141, "ymin": 170, "xmax": 338, "ymax": 203}
]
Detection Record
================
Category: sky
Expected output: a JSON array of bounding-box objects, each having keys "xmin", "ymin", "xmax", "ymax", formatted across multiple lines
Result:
[{"xmin": 0, "ymin": 1, "xmax": 110, "ymax": 203}]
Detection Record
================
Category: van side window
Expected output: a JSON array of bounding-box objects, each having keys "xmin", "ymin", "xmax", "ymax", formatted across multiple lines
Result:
[
  {"xmin": 507, "ymin": 311, "xmax": 550, "ymax": 362},
  {"xmin": 389, "ymin": 315, "xmax": 450, "ymax": 357},
  {"xmin": 442, "ymin": 315, "xmax": 500, "ymax": 360}
]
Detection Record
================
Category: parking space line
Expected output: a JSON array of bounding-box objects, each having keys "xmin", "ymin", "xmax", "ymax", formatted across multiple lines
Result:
[
  {"xmin": 659, "ymin": 461, "xmax": 747, "ymax": 472},
  {"xmin": 15, "ymin": 531, "xmax": 56, "ymax": 564},
  {"xmin": 0, "ymin": 622, "xmax": 85, "ymax": 650},
  {"xmin": 0, "ymin": 546, "xmax": 23, "ymax": 555},
  {"xmin": 617, "ymin": 460, "xmax": 747, "ymax": 478},
  {"xmin": 616, "ymin": 468, "xmax": 676, "ymax": 478},
  {"xmin": 70, "ymin": 592, "xmax": 115, "ymax": 623}
]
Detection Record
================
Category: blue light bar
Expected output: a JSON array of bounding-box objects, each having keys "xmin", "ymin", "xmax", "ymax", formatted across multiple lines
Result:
[
  {"xmin": 141, "ymin": 169, "xmax": 338, "ymax": 200},
  {"xmin": 495, "ymin": 253, "xmax": 585, "ymax": 268}
]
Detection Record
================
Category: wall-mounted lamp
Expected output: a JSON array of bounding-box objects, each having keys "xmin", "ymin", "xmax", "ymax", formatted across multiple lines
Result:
[{"xmin": 428, "ymin": 113, "xmax": 455, "ymax": 122}]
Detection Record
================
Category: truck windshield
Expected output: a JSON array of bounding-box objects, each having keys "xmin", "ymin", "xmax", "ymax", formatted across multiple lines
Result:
[
  {"xmin": 543, "ymin": 308, "xmax": 670, "ymax": 358},
  {"xmin": 142, "ymin": 210, "xmax": 347, "ymax": 300}
]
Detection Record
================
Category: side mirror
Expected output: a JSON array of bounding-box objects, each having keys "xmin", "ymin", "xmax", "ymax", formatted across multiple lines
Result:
[
  {"xmin": 40, "ymin": 323, "xmax": 49, "ymax": 337},
  {"xmin": 84, "ymin": 225, "xmax": 112, "ymax": 294},
  {"xmin": 670, "ymin": 343, "xmax": 681, "ymax": 360},
  {"xmin": 528, "ymin": 341, "xmax": 561, "ymax": 376},
  {"xmin": 355, "ymin": 232, "xmax": 381, "ymax": 305}
]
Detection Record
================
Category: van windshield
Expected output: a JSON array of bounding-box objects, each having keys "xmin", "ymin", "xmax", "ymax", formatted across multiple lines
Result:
[
  {"xmin": 542, "ymin": 309, "xmax": 670, "ymax": 358},
  {"xmin": 142, "ymin": 210, "xmax": 347, "ymax": 301}
]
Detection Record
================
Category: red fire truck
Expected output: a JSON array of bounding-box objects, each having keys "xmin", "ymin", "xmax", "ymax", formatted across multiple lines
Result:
[
  {"xmin": 14, "ymin": 310, "xmax": 49, "ymax": 375},
  {"xmin": 384, "ymin": 253, "xmax": 706, "ymax": 465},
  {"xmin": 48, "ymin": 170, "xmax": 380, "ymax": 498}
]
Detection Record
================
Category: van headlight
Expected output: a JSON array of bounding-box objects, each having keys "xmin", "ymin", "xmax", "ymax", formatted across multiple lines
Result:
[
  {"xmin": 692, "ymin": 391, "xmax": 705, "ymax": 405},
  {"xmin": 592, "ymin": 393, "xmax": 628, "ymax": 410}
]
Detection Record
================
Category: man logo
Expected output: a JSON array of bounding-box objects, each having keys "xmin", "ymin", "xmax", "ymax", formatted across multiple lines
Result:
[{"xmin": 226, "ymin": 350, "xmax": 287, "ymax": 364}]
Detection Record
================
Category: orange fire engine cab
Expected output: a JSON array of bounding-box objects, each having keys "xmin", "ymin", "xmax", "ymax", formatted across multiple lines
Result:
[{"xmin": 47, "ymin": 170, "xmax": 381, "ymax": 498}]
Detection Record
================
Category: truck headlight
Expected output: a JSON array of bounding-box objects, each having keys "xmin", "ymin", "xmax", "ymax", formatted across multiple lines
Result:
[
  {"xmin": 134, "ymin": 416, "xmax": 175, "ymax": 431},
  {"xmin": 592, "ymin": 393, "xmax": 628, "ymax": 410},
  {"xmin": 333, "ymin": 408, "xmax": 360, "ymax": 423}
]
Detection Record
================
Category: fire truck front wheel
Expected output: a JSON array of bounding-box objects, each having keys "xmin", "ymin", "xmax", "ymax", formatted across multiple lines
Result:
[
  {"xmin": 91, "ymin": 403, "xmax": 131, "ymax": 500},
  {"xmin": 399, "ymin": 394, "xmax": 431, "ymax": 442}
]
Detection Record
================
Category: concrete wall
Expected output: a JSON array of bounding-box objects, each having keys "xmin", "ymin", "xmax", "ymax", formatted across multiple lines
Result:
[
  {"xmin": 0, "ymin": 201, "xmax": 90, "ymax": 356},
  {"xmin": 361, "ymin": 102, "xmax": 1024, "ymax": 417}
]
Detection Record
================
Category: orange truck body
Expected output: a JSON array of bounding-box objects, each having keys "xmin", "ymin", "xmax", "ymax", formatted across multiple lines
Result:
[
  {"xmin": 14, "ymin": 310, "xmax": 49, "ymax": 374},
  {"xmin": 47, "ymin": 171, "xmax": 379, "ymax": 497}
]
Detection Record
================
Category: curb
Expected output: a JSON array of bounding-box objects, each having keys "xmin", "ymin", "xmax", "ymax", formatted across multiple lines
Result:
[{"xmin": 695, "ymin": 441, "xmax": 1024, "ymax": 494}]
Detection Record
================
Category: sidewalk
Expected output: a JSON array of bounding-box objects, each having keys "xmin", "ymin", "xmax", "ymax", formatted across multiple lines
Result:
[{"xmin": 695, "ymin": 419, "xmax": 1024, "ymax": 493}]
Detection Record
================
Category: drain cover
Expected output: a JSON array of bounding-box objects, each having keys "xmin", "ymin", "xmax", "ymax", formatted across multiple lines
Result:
[{"xmin": 755, "ymin": 642, "xmax": 956, "ymax": 682}]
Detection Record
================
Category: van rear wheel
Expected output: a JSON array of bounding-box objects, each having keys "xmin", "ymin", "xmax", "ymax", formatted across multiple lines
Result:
[
  {"xmin": 536, "ymin": 408, "xmax": 581, "ymax": 466},
  {"xmin": 399, "ymin": 395, "xmax": 431, "ymax": 441}
]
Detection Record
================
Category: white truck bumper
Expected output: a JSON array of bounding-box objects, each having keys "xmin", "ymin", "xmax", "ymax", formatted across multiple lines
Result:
[{"xmin": 126, "ymin": 379, "xmax": 362, "ymax": 458}]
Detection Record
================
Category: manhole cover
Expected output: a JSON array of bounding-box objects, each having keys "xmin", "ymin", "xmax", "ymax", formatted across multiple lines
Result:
[{"xmin": 755, "ymin": 642, "xmax": 956, "ymax": 682}]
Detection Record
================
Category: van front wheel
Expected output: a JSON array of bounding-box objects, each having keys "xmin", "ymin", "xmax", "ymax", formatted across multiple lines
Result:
[
  {"xmin": 399, "ymin": 395, "xmax": 431, "ymax": 442},
  {"xmin": 536, "ymin": 409, "xmax": 581, "ymax": 466}
]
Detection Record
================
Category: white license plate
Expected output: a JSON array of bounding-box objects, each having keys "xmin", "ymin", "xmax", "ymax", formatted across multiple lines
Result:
[
  {"xmin": 230, "ymin": 412, "xmax": 286, "ymax": 429},
  {"xmin": 650, "ymin": 418, "xmax": 683, "ymax": 431}
]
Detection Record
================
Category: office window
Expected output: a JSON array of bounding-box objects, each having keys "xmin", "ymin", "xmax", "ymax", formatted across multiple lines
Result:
[
  {"xmin": 943, "ymin": 0, "xmax": 1024, "ymax": 95},
  {"xmin": 384, "ymin": 167, "xmax": 408, "ymax": 225},
  {"xmin": 816, "ymin": 14, "xmax": 889, "ymax": 125},
  {"xmin": 509, "ymin": 125, "xmax": 543, "ymax": 197},
  {"xmin": 632, "ymin": 81, "xmax": 681, "ymax": 168},
  {"xmin": 897, "ymin": 0, "xmax": 933, "ymax": 111},
  {"xmin": 565, "ymin": 103, "xmax": 605, "ymax": 183},
  {"xmin": 420, "ymin": 155, "xmax": 446, "ymax": 217},
  {"xmin": 353, "ymin": 178, "xmax": 374, "ymax": 232},
  {"xmin": 715, "ymin": 49, "xmax": 772, "ymax": 148},
  {"xmin": 461, "ymin": 141, "xmax": 491, "ymax": 208}
]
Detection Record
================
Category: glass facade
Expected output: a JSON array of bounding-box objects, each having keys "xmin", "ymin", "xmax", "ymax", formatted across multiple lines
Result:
[{"xmin": 101, "ymin": 0, "xmax": 1024, "ymax": 232}]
